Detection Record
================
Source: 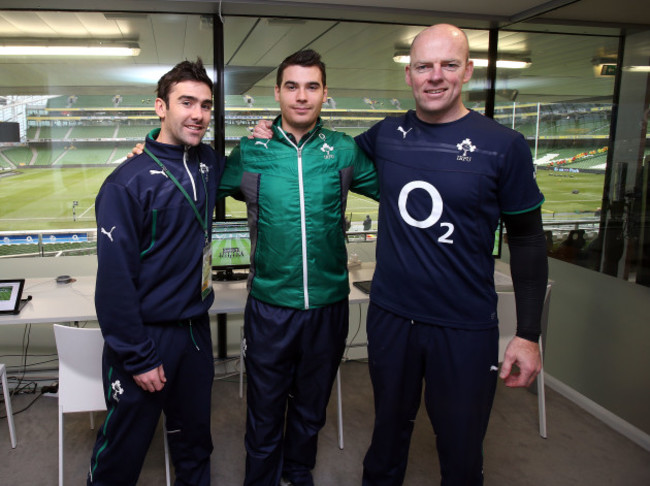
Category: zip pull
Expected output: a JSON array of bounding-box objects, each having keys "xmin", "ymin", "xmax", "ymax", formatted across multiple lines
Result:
[
  {"xmin": 183, "ymin": 146, "xmax": 198, "ymax": 201},
  {"xmin": 189, "ymin": 322, "xmax": 200, "ymax": 351}
]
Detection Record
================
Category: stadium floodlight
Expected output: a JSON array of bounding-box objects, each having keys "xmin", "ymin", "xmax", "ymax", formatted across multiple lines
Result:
[
  {"xmin": 623, "ymin": 65, "xmax": 650, "ymax": 73},
  {"xmin": 471, "ymin": 58, "xmax": 531, "ymax": 69},
  {"xmin": 0, "ymin": 40, "xmax": 141, "ymax": 57},
  {"xmin": 392, "ymin": 50, "xmax": 411, "ymax": 64},
  {"xmin": 393, "ymin": 49, "xmax": 531, "ymax": 69}
]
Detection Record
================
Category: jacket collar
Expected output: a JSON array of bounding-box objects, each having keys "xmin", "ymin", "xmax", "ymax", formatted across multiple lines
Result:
[
  {"xmin": 145, "ymin": 128, "xmax": 198, "ymax": 160},
  {"xmin": 272, "ymin": 115, "xmax": 322, "ymax": 147}
]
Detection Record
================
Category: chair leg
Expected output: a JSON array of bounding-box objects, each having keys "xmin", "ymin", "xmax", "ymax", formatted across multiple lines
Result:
[
  {"xmin": 239, "ymin": 326, "xmax": 245, "ymax": 399},
  {"xmin": 163, "ymin": 416, "xmax": 171, "ymax": 486},
  {"xmin": 59, "ymin": 410, "xmax": 64, "ymax": 486},
  {"xmin": 336, "ymin": 367, "xmax": 344, "ymax": 450},
  {"xmin": 537, "ymin": 338, "xmax": 547, "ymax": 439},
  {"xmin": 0, "ymin": 364, "xmax": 17, "ymax": 449}
]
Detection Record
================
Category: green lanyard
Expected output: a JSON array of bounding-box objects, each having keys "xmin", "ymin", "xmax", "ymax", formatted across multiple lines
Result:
[{"xmin": 143, "ymin": 145, "xmax": 210, "ymax": 242}]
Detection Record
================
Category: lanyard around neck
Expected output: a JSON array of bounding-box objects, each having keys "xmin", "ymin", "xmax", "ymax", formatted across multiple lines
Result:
[{"xmin": 143, "ymin": 145, "xmax": 209, "ymax": 236}]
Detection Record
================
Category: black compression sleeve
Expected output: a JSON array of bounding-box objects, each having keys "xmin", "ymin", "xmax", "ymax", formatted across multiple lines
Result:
[{"xmin": 502, "ymin": 208, "xmax": 549, "ymax": 342}]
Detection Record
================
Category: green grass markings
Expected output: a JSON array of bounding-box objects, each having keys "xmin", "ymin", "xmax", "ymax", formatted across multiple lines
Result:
[{"xmin": 0, "ymin": 166, "xmax": 605, "ymax": 233}]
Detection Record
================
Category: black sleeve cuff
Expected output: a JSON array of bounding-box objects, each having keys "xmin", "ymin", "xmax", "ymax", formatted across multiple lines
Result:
[{"xmin": 503, "ymin": 209, "xmax": 549, "ymax": 341}]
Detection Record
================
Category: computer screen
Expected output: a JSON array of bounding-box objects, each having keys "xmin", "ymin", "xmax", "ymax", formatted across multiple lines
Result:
[{"xmin": 211, "ymin": 219, "xmax": 251, "ymax": 280}]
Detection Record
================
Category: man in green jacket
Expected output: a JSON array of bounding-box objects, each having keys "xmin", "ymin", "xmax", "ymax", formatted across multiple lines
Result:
[{"xmin": 219, "ymin": 49, "xmax": 379, "ymax": 486}]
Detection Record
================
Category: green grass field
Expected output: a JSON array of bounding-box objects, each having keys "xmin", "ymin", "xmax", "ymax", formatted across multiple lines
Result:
[
  {"xmin": 536, "ymin": 169, "xmax": 605, "ymax": 215},
  {"xmin": 0, "ymin": 167, "xmax": 115, "ymax": 232},
  {"xmin": 0, "ymin": 166, "xmax": 604, "ymax": 235}
]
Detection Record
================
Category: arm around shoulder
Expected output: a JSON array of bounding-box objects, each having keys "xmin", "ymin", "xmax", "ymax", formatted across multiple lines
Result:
[{"xmin": 350, "ymin": 142, "xmax": 379, "ymax": 201}]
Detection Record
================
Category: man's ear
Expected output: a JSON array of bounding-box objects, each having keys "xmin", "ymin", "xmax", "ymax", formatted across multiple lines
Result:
[
  {"xmin": 154, "ymin": 97, "xmax": 166, "ymax": 120},
  {"xmin": 405, "ymin": 65, "xmax": 413, "ymax": 88},
  {"xmin": 463, "ymin": 60, "xmax": 474, "ymax": 84}
]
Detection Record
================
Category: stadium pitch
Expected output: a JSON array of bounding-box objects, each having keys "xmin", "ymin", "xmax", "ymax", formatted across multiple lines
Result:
[
  {"xmin": 0, "ymin": 166, "xmax": 604, "ymax": 233},
  {"xmin": 0, "ymin": 167, "xmax": 114, "ymax": 232},
  {"xmin": 536, "ymin": 169, "xmax": 605, "ymax": 216}
]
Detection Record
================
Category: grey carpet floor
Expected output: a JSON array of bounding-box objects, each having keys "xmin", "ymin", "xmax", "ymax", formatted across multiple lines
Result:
[{"xmin": 2, "ymin": 360, "xmax": 649, "ymax": 485}]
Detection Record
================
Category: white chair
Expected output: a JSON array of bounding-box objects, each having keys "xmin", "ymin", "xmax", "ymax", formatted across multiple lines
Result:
[
  {"xmin": 334, "ymin": 366, "xmax": 344, "ymax": 449},
  {"xmin": 239, "ymin": 326, "xmax": 345, "ymax": 449},
  {"xmin": 0, "ymin": 363, "xmax": 17, "ymax": 448},
  {"xmin": 497, "ymin": 284, "xmax": 551, "ymax": 438},
  {"xmin": 53, "ymin": 324, "xmax": 170, "ymax": 486}
]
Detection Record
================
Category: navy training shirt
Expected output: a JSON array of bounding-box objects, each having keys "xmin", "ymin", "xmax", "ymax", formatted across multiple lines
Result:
[{"xmin": 356, "ymin": 110, "xmax": 544, "ymax": 330}]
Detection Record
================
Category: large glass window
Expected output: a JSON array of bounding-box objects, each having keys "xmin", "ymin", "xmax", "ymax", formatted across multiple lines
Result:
[
  {"xmin": 0, "ymin": 11, "xmax": 213, "ymax": 257},
  {"xmin": 221, "ymin": 18, "xmax": 433, "ymax": 229},
  {"xmin": 493, "ymin": 30, "xmax": 619, "ymax": 268},
  {"xmin": 220, "ymin": 18, "xmax": 492, "ymax": 236},
  {"xmin": 491, "ymin": 27, "xmax": 650, "ymax": 285},
  {"xmin": 2, "ymin": 10, "xmax": 648, "ymax": 286},
  {"xmin": 600, "ymin": 29, "xmax": 650, "ymax": 284}
]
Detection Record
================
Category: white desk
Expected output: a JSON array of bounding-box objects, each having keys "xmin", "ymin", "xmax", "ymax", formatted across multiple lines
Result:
[
  {"xmin": 344, "ymin": 261, "xmax": 523, "ymax": 361},
  {"xmin": 0, "ymin": 261, "xmax": 513, "ymax": 326},
  {"xmin": 0, "ymin": 262, "xmax": 374, "ymax": 361},
  {"xmin": 207, "ymin": 263, "xmax": 374, "ymax": 356},
  {"xmin": 0, "ymin": 261, "xmax": 517, "ymax": 349},
  {"xmin": 210, "ymin": 263, "xmax": 375, "ymax": 308},
  {"xmin": 0, "ymin": 277, "xmax": 97, "ymax": 326},
  {"xmin": 350, "ymin": 260, "xmax": 516, "ymax": 294}
]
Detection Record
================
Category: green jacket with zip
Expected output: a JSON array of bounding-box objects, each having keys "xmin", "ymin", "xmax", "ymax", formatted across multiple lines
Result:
[{"xmin": 219, "ymin": 116, "xmax": 379, "ymax": 310}]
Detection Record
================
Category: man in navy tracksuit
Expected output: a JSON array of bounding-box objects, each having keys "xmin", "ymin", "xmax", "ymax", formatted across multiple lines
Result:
[
  {"xmin": 359, "ymin": 25, "xmax": 548, "ymax": 486},
  {"xmin": 88, "ymin": 59, "xmax": 224, "ymax": 485}
]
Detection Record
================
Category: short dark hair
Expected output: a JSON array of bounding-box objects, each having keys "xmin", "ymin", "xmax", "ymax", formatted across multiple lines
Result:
[
  {"xmin": 276, "ymin": 49, "xmax": 326, "ymax": 87},
  {"xmin": 156, "ymin": 58, "xmax": 213, "ymax": 107}
]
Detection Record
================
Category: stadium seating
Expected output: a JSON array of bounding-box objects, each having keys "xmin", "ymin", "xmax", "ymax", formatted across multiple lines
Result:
[
  {"xmin": 34, "ymin": 147, "xmax": 67, "ymax": 166},
  {"xmin": 57, "ymin": 146, "xmax": 116, "ymax": 165},
  {"xmin": 36, "ymin": 126, "xmax": 71, "ymax": 140},
  {"xmin": 7, "ymin": 97, "xmax": 619, "ymax": 172},
  {"xmin": 116, "ymin": 124, "xmax": 153, "ymax": 139},
  {"xmin": 68, "ymin": 126, "xmax": 116, "ymax": 139},
  {"xmin": 1, "ymin": 147, "xmax": 33, "ymax": 166},
  {"xmin": 225, "ymin": 124, "xmax": 252, "ymax": 140}
]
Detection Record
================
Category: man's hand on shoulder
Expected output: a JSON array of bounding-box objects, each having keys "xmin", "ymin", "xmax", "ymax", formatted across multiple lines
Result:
[
  {"xmin": 249, "ymin": 119, "xmax": 273, "ymax": 139},
  {"xmin": 126, "ymin": 142, "xmax": 145, "ymax": 159},
  {"xmin": 499, "ymin": 336, "xmax": 541, "ymax": 388}
]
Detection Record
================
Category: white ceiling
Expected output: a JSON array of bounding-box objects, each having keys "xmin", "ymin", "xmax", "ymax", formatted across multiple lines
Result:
[
  {"xmin": 221, "ymin": 0, "xmax": 650, "ymax": 27},
  {"xmin": 0, "ymin": 1, "xmax": 646, "ymax": 102},
  {"xmin": 2, "ymin": 0, "xmax": 649, "ymax": 28}
]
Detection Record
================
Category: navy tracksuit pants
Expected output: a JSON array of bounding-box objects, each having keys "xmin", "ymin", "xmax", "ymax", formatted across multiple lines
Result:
[
  {"xmin": 88, "ymin": 314, "xmax": 214, "ymax": 486},
  {"xmin": 243, "ymin": 296, "xmax": 349, "ymax": 486},
  {"xmin": 362, "ymin": 303, "xmax": 499, "ymax": 486}
]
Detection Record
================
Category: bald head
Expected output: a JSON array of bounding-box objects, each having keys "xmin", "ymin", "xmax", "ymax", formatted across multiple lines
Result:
[
  {"xmin": 405, "ymin": 23, "xmax": 474, "ymax": 124},
  {"xmin": 410, "ymin": 24, "xmax": 470, "ymax": 61}
]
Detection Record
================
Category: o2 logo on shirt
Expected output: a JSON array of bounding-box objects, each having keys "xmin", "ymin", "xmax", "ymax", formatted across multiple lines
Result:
[{"xmin": 398, "ymin": 181, "xmax": 454, "ymax": 244}]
